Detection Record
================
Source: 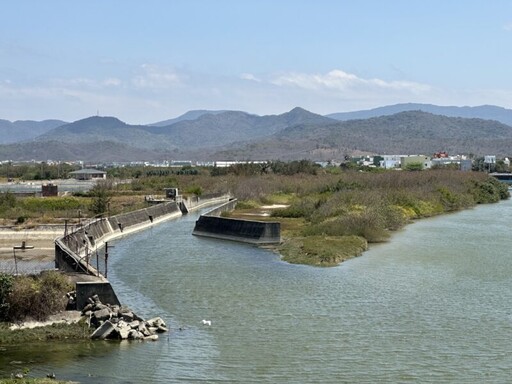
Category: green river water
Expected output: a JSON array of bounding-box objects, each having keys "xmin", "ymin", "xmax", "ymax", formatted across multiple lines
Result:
[{"xmin": 2, "ymin": 199, "xmax": 512, "ymax": 383}]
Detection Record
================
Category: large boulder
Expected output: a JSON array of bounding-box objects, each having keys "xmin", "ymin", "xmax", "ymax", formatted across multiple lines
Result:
[{"xmin": 83, "ymin": 295, "xmax": 168, "ymax": 341}]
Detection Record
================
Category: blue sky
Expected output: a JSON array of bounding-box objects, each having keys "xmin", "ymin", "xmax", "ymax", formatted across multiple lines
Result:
[{"xmin": 1, "ymin": 0, "xmax": 512, "ymax": 123}]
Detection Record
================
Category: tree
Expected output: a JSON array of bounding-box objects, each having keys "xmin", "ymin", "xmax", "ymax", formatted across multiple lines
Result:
[
  {"xmin": 404, "ymin": 162, "xmax": 423, "ymax": 171},
  {"xmin": 89, "ymin": 180, "xmax": 113, "ymax": 216}
]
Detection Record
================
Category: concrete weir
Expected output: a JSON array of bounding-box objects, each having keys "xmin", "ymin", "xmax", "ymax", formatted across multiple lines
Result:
[
  {"xmin": 55, "ymin": 194, "xmax": 231, "ymax": 309},
  {"xmin": 192, "ymin": 199, "xmax": 281, "ymax": 245}
]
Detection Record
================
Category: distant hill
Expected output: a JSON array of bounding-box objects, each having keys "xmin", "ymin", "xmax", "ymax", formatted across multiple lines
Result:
[
  {"xmin": 0, "ymin": 140, "xmax": 171, "ymax": 162},
  {"xmin": 0, "ymin": 119, "xmax": 66, "ymax": 144},
  {"xmin": 145, "ymin": 107, "xmax": 335, "ymax": 148},
  {"xmin": 36, "ymin": 107, "xmax": 334, "ymax": 151},
  {"xmin": 209, "ymin": 111, "xmax": 512, "ymax": 161},
  {"xmin": 149, "ymin": 110, "xmax": 228, "ymax": 127},
  {"xmin": 2, "ymin": 107, "xmax": 512, "ymax": 161},
  {"xmin": 37, "ymin": 116, "xmax": 179, "ymax": 150},
  {"xmin": 327, "ymin": 103, "xmax": 512, "ymax": 126}
]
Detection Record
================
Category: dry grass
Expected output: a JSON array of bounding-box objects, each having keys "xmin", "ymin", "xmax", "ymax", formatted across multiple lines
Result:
[{"xmin": 227, "ymin": 170, "xmax": 509, "ymax": 266}]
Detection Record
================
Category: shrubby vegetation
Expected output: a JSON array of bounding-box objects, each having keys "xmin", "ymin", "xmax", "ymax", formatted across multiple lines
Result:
[
  {"xmin": 210, "ymin": 160, "xmax": 320, "ymax": 176},
  {"xmin": 0, "ymin": 271, "xmax": 72, "ymax": 323},
  {"xmin": 0, "ymin": 161, "xmax": 508, "ymax": 265},
  {"xmin": 0, "ymin": 193, "xmax": 90, "ymax": 224},
  {"xmin": 0, "ymin": 162, "xmax": 78, "ymax": 181},
  {"xmin": 88, "ymin": 180, "xmax": 113, "ymax": 216},
  {"xmin": 226, "ymin": 168, "xmax": 509, "ymax": 266}
]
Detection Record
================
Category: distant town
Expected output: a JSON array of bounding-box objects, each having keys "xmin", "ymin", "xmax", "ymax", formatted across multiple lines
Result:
[
  {"xmin": 0, "ymin": 151, "xmax": 508, "ymax": 173},
  {"xmin": 0, "ymin": 151, "xmax": 510, "ymax": 197}
]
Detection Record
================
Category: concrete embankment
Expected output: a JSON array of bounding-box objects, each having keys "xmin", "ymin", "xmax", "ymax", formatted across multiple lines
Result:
[
  {"xmin": 193, "ymin": 199, "xmax": 281, "ymax": 245},
  {"xmin": 55, "ymin": 195, "xmax": 231, "ymax": 309},
  {"xmin": 55, "ymin": 202, "xmax": 183, "ymax": 308}
]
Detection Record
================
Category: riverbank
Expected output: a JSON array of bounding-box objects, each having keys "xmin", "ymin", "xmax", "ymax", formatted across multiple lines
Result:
[
  {"xmin": 0, "ymin": 320, "xmax": 90, "ymax": 345},
  {"xmin": 228, "ymin": 171, "xmax": 510, "ymax": 266},
  {"xmin": 0, "ymin": 378, "xmax": 76, "ymax": 383}
]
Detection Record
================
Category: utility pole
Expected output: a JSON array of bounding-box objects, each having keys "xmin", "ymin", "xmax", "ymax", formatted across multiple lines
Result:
[
  {"xmin": 104, "ymin": 242, "xmax": 114, "ymax": 278},
  {"xmin": 96, "ymin": 246, "xmax": 99, "ymax": 277},
  {"xmin": 13, "ymin": 242, "xmax": 34, "ymax": 275}
]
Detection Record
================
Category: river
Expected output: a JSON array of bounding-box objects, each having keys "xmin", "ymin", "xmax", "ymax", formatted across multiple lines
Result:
[{"xmin": 2, "ymin": 199, "xmax": 512, "ymax": 383}]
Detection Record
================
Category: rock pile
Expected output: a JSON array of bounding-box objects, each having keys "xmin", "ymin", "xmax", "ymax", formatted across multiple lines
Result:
[{"xmin": 82, "ymin": 294, "xmax": 168, "ymax": 340}]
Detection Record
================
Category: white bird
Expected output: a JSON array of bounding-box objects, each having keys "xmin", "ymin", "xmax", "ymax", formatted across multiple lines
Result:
[{"xmin": 201, "ymin": 319, "xmax": 211, "ymax": 326}]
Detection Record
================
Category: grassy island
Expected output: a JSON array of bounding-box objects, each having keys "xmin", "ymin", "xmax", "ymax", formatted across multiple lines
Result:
[{"xmin": 221, "ymin": 167, "xmax": 509, "ymax": 266}]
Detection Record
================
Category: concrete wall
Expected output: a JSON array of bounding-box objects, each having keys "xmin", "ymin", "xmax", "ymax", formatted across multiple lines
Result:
[
  {"xmin": 54, "ymin": 196, "xmax": 231, "ymax": 308},
  {"xmin": 76, "ymin": 281, "xmax": 121, "ymax": 310},
  {"xmin": 54, "ymin": 202, "xmax": 183, "ymax": 308},
  {"xmin": 56, "ymin": 202, "xmax": 182, "ymax": 274},
  {"xmin": 182, "ymin": 193, "xmax": 232, "ymax": 213},
  {"xmin": 204, "ymin": 198, "xmax": 238, "ymax": 216},
  {"xmin": 192, "ymin": 199, "xmax": 281, "ymax": 245},
  {"xmin": 193, "ymin": 216, "xmax": 281, "ymax": 244}
]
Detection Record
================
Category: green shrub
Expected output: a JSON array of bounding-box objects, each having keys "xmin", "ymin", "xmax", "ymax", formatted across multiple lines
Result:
[
  {"xmin": 0, "ymin": 273, "xmax": 14, "ymax": 321},
  {"xmin": 0, "ymin": 192, "xmax": 16, "ymax": 214},
  {"xmin": 185, "ymin": 185, "xmax": 203, "ymax": 196},
  {"xmin": 7, "ymin": 271, "xmax": 72, "ymax": 322},
  {"xmin": 16, "ymin": 215, "xmax": 28, "ymax": 224},
  {"xmin": 470, "ymin": 178, "xmax": 510, "ymax": 204},
  {"xmin": 19, "ymin": 197, "xmax": 83, "ymax": 211},
  {"xmin": 279, "ymin": 235, "xmax": 368, "ymax": 266},
  {"xmin": 271, "ymin": 198, "xmax": 316, "ymax": 219},
  {"xmin": 303, "ymin": 210, "xmax": 389, "ymax": 243},
  {"xmin": 271, "ymin": 206, "xmax": 307, "ymax": 218},
  {"xmin": 235, "ymin": 200, "xmax": 259, "ymax": 209}
]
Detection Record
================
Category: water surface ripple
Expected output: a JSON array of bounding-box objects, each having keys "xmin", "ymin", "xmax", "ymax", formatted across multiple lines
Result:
[{"xmin": 3, "ymin": 200, "xmax": 512, "ymax": 383}]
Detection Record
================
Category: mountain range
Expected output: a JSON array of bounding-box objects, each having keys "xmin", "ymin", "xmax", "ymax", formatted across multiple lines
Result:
[
  {"xmin": 327, "ymin": 103, "xmax": 512, "ymax": 126},
  {"xmin": 2, "ymin": 104, "xmax": 512, "ymax": 162},
  {"xmin": 0, "ymin": 119, "xmax": 66, "ymax": 144}
]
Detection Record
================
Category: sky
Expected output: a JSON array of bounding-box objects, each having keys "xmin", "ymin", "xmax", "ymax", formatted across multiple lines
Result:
[{"xmin": 1, "ymin": 0, "xmax": 512, "ymax": 124}]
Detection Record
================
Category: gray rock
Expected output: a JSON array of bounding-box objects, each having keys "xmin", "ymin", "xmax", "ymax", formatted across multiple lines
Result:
[
  {"xmin": 139, "ymin": 324, "xmax": 151, "ymax": 337},
  {"xmin": 118, "ymin": 305, "xmax": 131, "ymax": 314},
  {"xmin": 82, "ymin": 303, "xmax": 93, "ymax": 313},
  {"xmin": 94, "ymin": 308, "xmax": 111, "ymax": 321},
  {"xmin": 121, "ymin": 312, "xmax": 134, "ymax": 322},
  {"xmin": 147, "ymin": 317, "xmax": 166, "ymax": 328},
  {"xmin": 117, "ymin": 322, "xmax": 130, "ymax": 339},
  {"xmin": 110, "ymin": 305, "xmax": 120, "ymax": 316},
  {"xmin": 127, "ymin": 329, "xmax": 139, "ymax": 339},
  {"xmin": 91, "ymin": 320, "xmax": 116, "ymax": 340},
  {"xmin": 83, "ymin": 310, "xmax": 93, "ymax": 317},
  {"xmin": 127, "ymin": 330, "xmax": 144, "ymax": 340}
]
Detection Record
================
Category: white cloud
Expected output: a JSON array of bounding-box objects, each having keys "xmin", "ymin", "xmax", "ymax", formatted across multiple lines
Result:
[
  {"xmin": 271, "ymin": 69, "xmax": 431, "ymax": 94},
  {"xmin": 240, "ymin": 73, "xmax": 261, "ymax": 82},
  {"xmin": 49, "ymin": 77, "xmax": 122, "ymax": 89},
  {"xmin": 2, "ymin": 65, "xmax": 512, "ymax": 124},
  {"xmin": 103, "ymin": 78, "xmax": 121, "ymax": 87},
  {"xmin": 504, "ymin": 22, "xmax": 512, "ymax": 31},
  {"xmin": 131, "ymin": 64, "xmax": 182, "ymax": 89}
]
